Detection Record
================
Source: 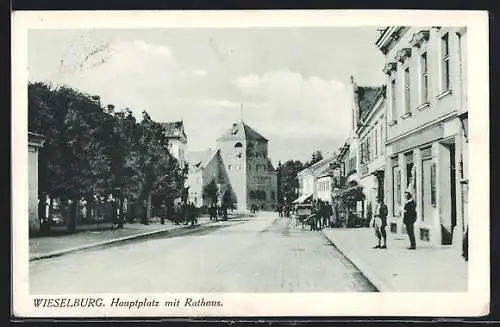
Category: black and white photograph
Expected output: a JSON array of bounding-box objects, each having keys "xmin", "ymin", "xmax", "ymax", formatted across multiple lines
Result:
[{"xmin": 12, "ymin": 10, "xmax": 489, "ymax": 317}]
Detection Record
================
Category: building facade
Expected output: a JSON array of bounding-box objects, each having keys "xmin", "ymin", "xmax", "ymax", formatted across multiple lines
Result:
[
  {"xmin": 28, "ymin": 132, "xmax": 45, "ymax": 235},
  {"xmin": 186, "ymin": 121, "xmax": 277, "ymax": 211},
  {"xmin": 185, "ymin": 149, "xmax": 223, "ymax": 207},
  {"xmin": 351, "ymin": 77, "xmax": 387, "ymax": 220},
  {"xmin": 297, "ymin": 156, "xmax": 336, "ymax": 202},
  {"xmin": 161, "ymin": 121, "xmax": 188, "ymax": 168},
  {"xmin": 216, "ymin": 121, "xmax": 277, "ymax": 211},
  {"xmin": 376, "ymin": 26, "xmax": 468, "ymax": 250}
]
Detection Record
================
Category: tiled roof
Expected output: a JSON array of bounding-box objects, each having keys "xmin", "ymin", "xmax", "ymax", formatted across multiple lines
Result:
[
  {"xmin": 217, "ymin": 121, "xmax": 268, "ymax": 142},
  {"xmin": 357, "ymin": 86, "xmax": 384, "ymax": 122},
  {"xmin": 185, "ymin": 149, "xmax": 218, "ymax": 171},
  {"xmin": 160, "ymin": 121, "xmax": 185, "ymax": 139}
]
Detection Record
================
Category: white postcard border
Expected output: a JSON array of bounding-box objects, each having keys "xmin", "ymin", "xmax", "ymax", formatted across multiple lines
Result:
[{"xmin": 12, "ymin": 10, "xmax": 490, "ymax": 318}]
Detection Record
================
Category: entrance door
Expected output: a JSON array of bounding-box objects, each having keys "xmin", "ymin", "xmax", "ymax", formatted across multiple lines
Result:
[{"xmin": 421, "ymin": 159, "xmax": 434, "ymax": 224}]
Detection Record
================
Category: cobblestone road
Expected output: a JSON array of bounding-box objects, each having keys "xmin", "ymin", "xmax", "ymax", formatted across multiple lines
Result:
[{"xmin": 30, "ymin": 213, "xmax": 376, "ymax": 293}]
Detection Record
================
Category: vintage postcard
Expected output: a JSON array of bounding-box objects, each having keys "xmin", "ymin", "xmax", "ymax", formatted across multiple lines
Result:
[{"xmin": 12, "ymin": 10, "xmax": 489, "ymax": 318}]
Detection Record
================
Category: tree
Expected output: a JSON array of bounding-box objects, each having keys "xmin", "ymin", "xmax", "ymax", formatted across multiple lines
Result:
[
  {"xmin": 277, "ymin": 159, "xmax": 304, "ymax": 205},
  {"xmin": 203, "ymin": 179, "xmax": 219, "ymax": 205},
  {"xmin": 28, "ymin": 82, "xmax": 187, "ymax": 230}
]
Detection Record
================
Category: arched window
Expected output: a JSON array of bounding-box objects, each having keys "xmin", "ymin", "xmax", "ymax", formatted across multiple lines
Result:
[{"xmin": 234, "ymin": 142, "xmax": 243, "ymax": 148}]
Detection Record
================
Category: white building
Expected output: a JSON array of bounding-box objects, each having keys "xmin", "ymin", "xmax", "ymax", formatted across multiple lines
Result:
[
  {"xmin": 161, "ymin": 121, "xmax": 187, "ymax": 168},
  {"xmin": 376, "ymin": 26, "xmax": 468, "ymax": 250},
  {"xmin": 297, "ymin": 156, "xmax": 336, "ymax": 203},
  {"xmin": 351, "ymin": 76, "xmax": 387, "ymax": 219}
]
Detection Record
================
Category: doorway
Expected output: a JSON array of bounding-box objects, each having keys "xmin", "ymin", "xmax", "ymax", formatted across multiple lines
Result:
[{"xmin": 439, "ymin": 139, "xmax": 457, "ymax": 245}]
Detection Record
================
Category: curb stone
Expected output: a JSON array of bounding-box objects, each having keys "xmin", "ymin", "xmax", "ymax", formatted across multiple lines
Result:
[
  {"xmin": 29, "ymin": 218, "xmax": 225, "ymax": 262},
  {"xmin": 322, "ymin": 230, "xmax": 394, "ymax": 292}
]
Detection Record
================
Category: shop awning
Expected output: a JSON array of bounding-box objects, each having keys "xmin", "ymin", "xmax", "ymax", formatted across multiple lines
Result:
[
  {"xmin": 333, "ymin": 185, "xmax": 363, "ymax": 198},
  {"xmin": 293, "ymin": 193, "xmax": 313, "ymax": 204}
]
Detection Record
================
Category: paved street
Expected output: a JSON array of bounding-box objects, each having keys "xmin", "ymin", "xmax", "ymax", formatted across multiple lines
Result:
[{"xmin": 30, "ymin": 213, "xmax": 376, "ymax": 293}]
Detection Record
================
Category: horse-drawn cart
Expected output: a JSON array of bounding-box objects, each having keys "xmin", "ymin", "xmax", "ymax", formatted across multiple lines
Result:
[{"xmin": 293, "ymin": 203, "xmax": 314, "ymax": 230}]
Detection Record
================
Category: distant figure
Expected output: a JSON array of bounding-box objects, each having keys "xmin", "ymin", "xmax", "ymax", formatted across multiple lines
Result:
[
  {"xmin": 403, "ymin": 192, "xmax": 417, "ymax": 249},
  {"xmin": 277, "ymin": 203, "xmax": 283, "ymax": 218},
  {"xmin": 323, "ymin": 201, "xmax": 332, "ymax": 228},
  {"xmin": 209, "ymin": 203, "xmax": 217, "ymax": 221}
]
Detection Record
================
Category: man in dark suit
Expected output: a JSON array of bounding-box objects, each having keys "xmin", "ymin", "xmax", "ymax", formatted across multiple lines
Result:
[{"xmin": 403, "ymin": 191, "xmax": 417, "ymax": 249}]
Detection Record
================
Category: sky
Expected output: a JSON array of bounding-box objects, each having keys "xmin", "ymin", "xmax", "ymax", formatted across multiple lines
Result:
[{"xmin": 28, "ymin": 27, "xmax": 386, "ymax": 165}]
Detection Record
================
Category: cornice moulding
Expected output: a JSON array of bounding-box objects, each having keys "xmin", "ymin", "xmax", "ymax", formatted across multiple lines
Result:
[
  {"xmin": 382, "ymin": 62, "xmax": 398, "ymax": 75},
  {"xmin": 394, "ymin": 48, "xmax": 412, "ymax": 63},
  {"xmin": 409, "ymin": 30, "xmax": 430, "ymax": 48}
]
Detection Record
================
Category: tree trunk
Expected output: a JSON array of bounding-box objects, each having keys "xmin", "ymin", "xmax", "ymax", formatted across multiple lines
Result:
[
  {"xmin": 144, "ymin": 192, "xmax": 152, "ymax": 225},
  {"xmin": 118, "ymin": 196, "xmax": 124, "ymax": 228},
  {"xmin": 67, "ymin": 199, "xmax": 78, "ymax": 233}
]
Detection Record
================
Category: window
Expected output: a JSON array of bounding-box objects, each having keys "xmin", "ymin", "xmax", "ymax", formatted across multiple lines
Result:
[
  {"xmin": 441, "ymin": 33, "xmax": 450, "ymax": 92},
  {"xmin": 430, "ymin": 163, "xmax": 436, "ymax": 206},
  {"xmin": 367, "ymin": 134, "xmax": 372, "ymax": 162},
  {"xmin": 458, "ymin": 30, "xmax": 468, "ymax": 108},
  {"xmin": 236, "ymin": 164, "xmax": 241, "ymax": 171},
  {"xmin": 228, "ymin": 164, "xmax": 232, "ymax": 171},
  {"xmin": 271, "ymin": 191, "xmax": 276, "ymax": 200},
  {"xmin": 390, "ymin": 79, "xmax": 397, "ymax": 121},
  {"xmin": 392, "ymin": 157, "xmax": 401, "ymax": 216},
  {"xmin": 420, "ymin": 52, "xmax": 429, "ymax": 104},
  {"xmin": 374, "ymin": 127, "xmax": 379, "ymax": 157},
  {"xmin": 405, "ymin": 151, "xmax": 415, "ymax": 195},
  {"xmin": 379, "ymin": 122, "xmax": 384, "ymax": 155},
  {"xmin": 404, "ymin": 67, "xmax": 411, "ymax": 113}
]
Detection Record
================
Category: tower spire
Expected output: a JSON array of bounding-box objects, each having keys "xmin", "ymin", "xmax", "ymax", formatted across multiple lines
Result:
[{"xmin": 240, "ymin": 103, "xmax": 244, "ymax": 122}]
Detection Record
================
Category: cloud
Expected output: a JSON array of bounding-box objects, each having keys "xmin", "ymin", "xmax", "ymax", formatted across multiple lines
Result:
[{"xmin": 233, "ymin": 69, "xmax": 352, "ymax": 140}]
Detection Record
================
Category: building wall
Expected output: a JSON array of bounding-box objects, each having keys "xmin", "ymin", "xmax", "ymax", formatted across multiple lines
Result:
[
  {"xmin": 298, "ymin": 172, "xmax": 315, "ymax": 198},
  {"xmin": 169, "ymin": 139, "xmax": 186, "ymax": 168},
  {"xmin": 246, "ymin": 140, "xmax": 277, "ymax": 210},
  {"xmin": 217, "ymin": 139, "xmax": 248, "ymax": 210},
  {"xmin": 358, "ymin": 98, "xmax": 387, "ymax": 218},
  {"xmin": 28, "ymin": 145, "xmax": 40, "ymax": 234},
  {"xmin": 381, "ymin": 27, "xmax": 468, "ymax": 249},
  {"xmin": 316, "ymin": 176, "xmax": 333, "ymax": 203},
  {"xmin": 187, "ymin": 169, "xmax": 203, "ymax": 207}
]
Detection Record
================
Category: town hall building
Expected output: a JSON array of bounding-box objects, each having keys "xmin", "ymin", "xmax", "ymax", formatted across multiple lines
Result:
[{"xmin": 185, "ymin": 121, "xmax": 278, "ymax": 211}]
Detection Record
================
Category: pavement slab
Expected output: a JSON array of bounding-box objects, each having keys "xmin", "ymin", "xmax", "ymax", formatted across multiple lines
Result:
[{"xmin": 322, "ymin": 227, "xmax": 468, "ymax": 292}]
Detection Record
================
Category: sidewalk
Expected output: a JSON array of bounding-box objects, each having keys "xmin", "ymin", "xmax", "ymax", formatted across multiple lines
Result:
[
  {"xmin": 322, "ymin": 227, "xmax": 468, "ymax": 292},
  {"xmin": 29, "ymin": 214, "xmax": 241, "ymax": 262}
]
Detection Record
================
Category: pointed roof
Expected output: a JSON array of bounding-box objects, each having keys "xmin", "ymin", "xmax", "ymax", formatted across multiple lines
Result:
[
  {"xmin": 160, "ymin": 121, "xmax": 187, "ymax": 140},
  {"xmin": 185, "ymin": 149, "xmax": 219, "ymax": 172},
  {"xmin": 356, "ymin": 86, "xmax": 384, "ymax": 122},
  {"xmin": 216, "ymin": 121, "xmax": 268, "ymax": 142}
]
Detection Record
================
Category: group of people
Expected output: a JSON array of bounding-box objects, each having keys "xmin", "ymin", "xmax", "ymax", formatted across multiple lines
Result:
[
  {"xmin": 277, "ymin": 203, "xmax": 292, "ymax": 218},
  {"xmin": 208, "ymin": 202, "xmax": 228, "ymax": 221},
  {"xmin": 160, "ymin": 201, "xmax": 199, "ymax": 226},
  {"xmin": 307, "ymin": 200, "xmax": 334, "ymax": 231}
]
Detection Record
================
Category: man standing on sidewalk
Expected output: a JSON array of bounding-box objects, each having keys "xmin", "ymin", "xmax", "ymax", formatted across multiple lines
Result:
[
  {"xmin": 372, "ymin": 197, "xmax": 388, "ymax": 249},
  {"xmin": 403, "ymin": 191, "xmax": 417, "ymax": 249}
]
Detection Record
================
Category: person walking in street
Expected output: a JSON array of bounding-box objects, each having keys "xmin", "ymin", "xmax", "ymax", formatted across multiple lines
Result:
[
  {"xmin": 323, "ymin": 201, "xmax": 332, "ymax": 229},
  {"xmin": 277, "ymin": 203, "xmax": 283, "ymax": 218},
  {"xmin": 372, "ymin": 197, "xmax": 388, "ymax": 249},
  {"xmin": 403, "ymin": 191, "xmax": 417, "ymax": 249}
]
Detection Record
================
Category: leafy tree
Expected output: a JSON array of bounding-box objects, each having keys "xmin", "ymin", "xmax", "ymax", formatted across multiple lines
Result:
[
  {"xmin": 277, "ymin": 160, "xmax": 304, "ymax": 205},
  {"xmin": 28, "ymin": 82, "xmax": 187, "ymax": 230},
  {"xmin": 203, "ymin": 179, "xmax": 219, "ymax": 205}
]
